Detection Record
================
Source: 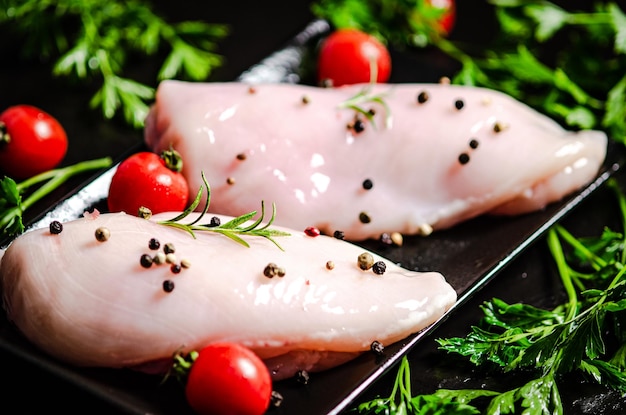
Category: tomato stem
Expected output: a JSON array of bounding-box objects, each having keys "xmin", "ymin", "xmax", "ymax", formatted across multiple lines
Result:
[
  {"xmin": 161, "ymin": 148, "xmax": 184, "ymax": 172},
  {"xmin": 165, "ymin": 350, "xmax": 199, "ymax": 384}
]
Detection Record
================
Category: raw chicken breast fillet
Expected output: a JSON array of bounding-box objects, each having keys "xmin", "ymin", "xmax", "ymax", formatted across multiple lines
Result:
[
  {"xmin": 145, "ymin": 81, "xmax": 608, "ymax": 241},
  {"xmin": 0, "ymin": 211, "xmax": 456, "ymax": 380}
]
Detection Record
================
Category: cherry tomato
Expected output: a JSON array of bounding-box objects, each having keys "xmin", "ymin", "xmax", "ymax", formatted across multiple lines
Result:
[
  {"xmin": 428, "ymin": 0, "xmax": 456, "ymax": 35},
  {"xmin": 0, "ymin": 105, "xmax": 68, "ymax": 179},
  {"xmin": 107, "ymin": 150, "xmax": 189, "ymax": 216},
  {"xmin": 317, "ymin": 28, "xmax": 391, "ymax": 87},
  {"xmin": 185, "ymin": 343, "xmax": 272, "ymax": 415}
]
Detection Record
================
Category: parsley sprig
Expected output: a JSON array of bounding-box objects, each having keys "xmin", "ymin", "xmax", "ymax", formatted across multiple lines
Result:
[
  {"xmin": 0, "ymin": 157, "xmax": 113, "ymax": 240},
  {"xmin": 354, "ymin": 356, "xmax": 498, "ymax": 414},
  {"xmin": 354, "ymin": 178, "xmax": 626, "ymax": 414},
  {"xmin": 1, "ymin": 0, "xmax": 228, "ymax": 128},
  {"xmin": 312, "ymin": 0, "xmax": 626, "ymax": 143},
  {"xmin": 311, "ymin": 0, "xmax": 450, "ymax": 48},
  {"xmin": 158, "ymin": 172, "xmax": 290, "ymax": 250}
]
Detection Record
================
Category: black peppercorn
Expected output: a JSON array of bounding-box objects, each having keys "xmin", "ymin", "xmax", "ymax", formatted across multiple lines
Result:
[
  {"xmin": 359, "ymin": 212, "xmax": 371, "ymax": 224},
  {"xmin": 148, "ymin": 238, "xmax": 160, "ymax": 250},
  {"xmin": 353, "ymin": 118, "xmax": 365, "ymax": 133},
  {"xmin": 493, "ymin": 122, "xmax": 507, "ymax": 133},
  {"xmin": 140, "ymin": 254, "xmax": 153, "ymax": 268},
  {"xmin": 370, "ymin": 340, "xmax": 385, "ymax": 355},
  {"xmin": 264, "ymin": 263, "xmax": 286, "ymax": 278},
  {"xmin": 209, "ymin": 216, "xmax": 221, "ymax": 227},
  {"xmin": 458, "ymin": 153, "xmax": 470, "ymax": 165},
  {"xmin": 163, "ymin": 280, "xmax": 175, "ymax": 292},
  {"xmin": 49, "ymin": 221, "xmax": 63, "ymax": 235},
  {"xmin": 164, "ymin": 243, "xmax": 175, "ymax": 254},
  {"xmin": 362, "ymin": 178, "xmax": 373, "ymax": 190},
  {"xmin": 372, "ymin": 261, "xmax": 387, "ymax": 275}
]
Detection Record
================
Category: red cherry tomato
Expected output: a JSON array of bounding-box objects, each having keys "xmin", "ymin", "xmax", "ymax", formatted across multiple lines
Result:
[
  {"xmin": 107, "ymin": 150, "xmax": 189, "ymax": 216},
  {"xmin": 0, "ymin": 105, "xmax": 68, "ymax": 179},
  {"xmin": 428, "ymin": 0, "xmax": 456, "ymax": 35},
  {"xmin": 317, "ymin": 28, "xmax": 391, "ymax": 87},
  {"xmin": 185, "ymin": 343, "xmax": 272, "ymax": 415}
]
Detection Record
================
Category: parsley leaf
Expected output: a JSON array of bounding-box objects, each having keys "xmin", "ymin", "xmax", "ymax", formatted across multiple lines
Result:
[
  {"xmin": 524, "ymin": 3, "xmax": 568, "ymax": 42},
  {"xmin": 1, "ymin": 0, "xmax": 229, "ymax": 128},
  {"xmin": 609, "ymin": 3, "xmax": 626, "ymax": 54},
  {"xmin": 0, "ymin": 177, "xmax": 24, "ymax": 238}
]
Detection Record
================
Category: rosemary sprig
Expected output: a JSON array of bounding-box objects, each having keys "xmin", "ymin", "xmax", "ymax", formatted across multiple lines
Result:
[
  {"xmin": 339, "ymin": 86, "xmax": 393, "ymax": 129},
  {"xmin": 157, "ymin": 172, "xmax": 290, "ymax": 250}
]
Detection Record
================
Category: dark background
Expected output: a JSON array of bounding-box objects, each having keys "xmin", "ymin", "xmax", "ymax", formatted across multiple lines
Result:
[{"xmin": 2, "ymin": 1, "xmax": 626, "ymax": 414}]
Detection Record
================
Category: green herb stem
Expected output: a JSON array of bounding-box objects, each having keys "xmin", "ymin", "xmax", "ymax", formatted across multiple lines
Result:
[
  {"xmin": 432, "ymin": 36, "xmax": 474, "ymax": 72},
  {"xmin": 563, "ymin": 12, "xmax": 613, "ymax": 26},
  {"xmin": 607, "ymin": 178, "xmax": 626, "ymax": 263},
  {"xmin": 1, "ymin": 157, "xmax": 112, "ymax": 238},
  {"xmin": 17, "ymin": 157, "xmax": 113, "ymax": 205},
  {"xmin": 547, "ymin": 229, "xmax": 579, "ymax": 322},
  {"xmin": 554, "ymin": 226, "xmax": 608, "ymax": 271}
]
